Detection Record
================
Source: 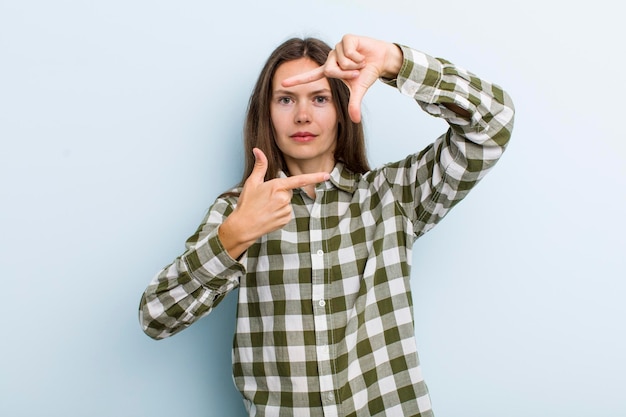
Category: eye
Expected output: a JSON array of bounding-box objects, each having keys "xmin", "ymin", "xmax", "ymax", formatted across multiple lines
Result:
[
  {"xmin": 277, "ymin": 96, "xmax": 293, "ymax": 105},
  {"xmin": 314, "ymin": 95, "xmax": 331, "ymax": 105}
]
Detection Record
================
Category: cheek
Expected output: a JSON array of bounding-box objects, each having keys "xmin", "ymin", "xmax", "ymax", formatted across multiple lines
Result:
[
  {"xmin": 270, "ymin": 106, "xmax": 293, "ymax": 129},
  {"xmin": 316, "ymin": 107, "xmax": 338, "ymax": 130}
]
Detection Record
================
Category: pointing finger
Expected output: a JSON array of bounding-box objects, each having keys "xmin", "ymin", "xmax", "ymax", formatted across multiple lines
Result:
[
  {"xmin": 276, "ymin": 172, "xmax": 331, "ymax": 190},
  {"xmin": 281, "ymin": 65, "xmax": 326, "ymax": 87}
]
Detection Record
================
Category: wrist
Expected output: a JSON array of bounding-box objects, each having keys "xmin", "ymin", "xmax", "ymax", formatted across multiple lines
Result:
[
  {"xmin": 218, "ymin": 213, "xmax": 256, "ymax": 260},
  {"xmin": 381, "ymin": 43, "xmax": 403, "ymax": 79}
]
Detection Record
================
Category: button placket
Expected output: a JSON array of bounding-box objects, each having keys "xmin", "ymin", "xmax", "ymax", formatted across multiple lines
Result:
[{"xmin": 309, "ymin": 188, "xmax": 338, "ymax": 413}]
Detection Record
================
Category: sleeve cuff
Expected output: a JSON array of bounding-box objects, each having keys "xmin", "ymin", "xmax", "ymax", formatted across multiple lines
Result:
[
  {"xmin": 381, "ymin": 44, "xmax": 444, "ymax": 103},
  {"xmin": 182, "ymin": 228, "xmax": 245, "ymax": 290}
]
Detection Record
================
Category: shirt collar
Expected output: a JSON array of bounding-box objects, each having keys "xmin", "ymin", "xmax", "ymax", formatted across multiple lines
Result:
[{"xmin": 328, "ymin": 162, "xmax": 359, "ymax": 194}]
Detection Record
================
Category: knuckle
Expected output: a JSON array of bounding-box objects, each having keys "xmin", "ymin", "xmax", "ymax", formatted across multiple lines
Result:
[{"xmin": 273, "ymin": 190, "xmax": 291, "ymax": 205}]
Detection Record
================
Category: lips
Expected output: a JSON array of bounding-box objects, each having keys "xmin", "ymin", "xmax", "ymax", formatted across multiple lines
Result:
[{"xmin": 290, "ymin": 132, "xmax": 317, "ymax": 142}]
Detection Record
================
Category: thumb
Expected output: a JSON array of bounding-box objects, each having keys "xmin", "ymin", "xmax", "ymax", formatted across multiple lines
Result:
[
  {"xmin": 348, "ymin": 86, "xmax": 365, "ymax": 123},
  {"xmin": 249, "ymin": 147, "xmax": 268, "ymax": 183},
  {"xmin": 347, "ymin": 67, "xmax": 379, "ymax": 123}
]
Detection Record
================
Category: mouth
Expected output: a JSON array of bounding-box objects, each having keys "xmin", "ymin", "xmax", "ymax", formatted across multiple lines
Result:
[{"xmin": 290, "ymin": 132, "xmax": 317, "ymax": 142}]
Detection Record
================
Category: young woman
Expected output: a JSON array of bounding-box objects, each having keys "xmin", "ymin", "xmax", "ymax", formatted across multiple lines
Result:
[{"xmin": 139, "ymin": 34, "xmax": 515, "ymax": 417}]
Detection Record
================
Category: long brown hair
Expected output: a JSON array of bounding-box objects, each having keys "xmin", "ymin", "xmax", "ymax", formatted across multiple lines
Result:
[{"xmin": 237, "ymin": 37, "xmax": 369, "ymax": 186}]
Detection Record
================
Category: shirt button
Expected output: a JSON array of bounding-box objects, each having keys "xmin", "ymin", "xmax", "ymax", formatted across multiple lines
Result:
[
  {"xmin": 318, "ymin": 299, "xmax": 326, "ymax": 307},
  {"xmin": 316, "ymin": 250, "xmax": 324, "ymax": 256},
  {"xmin": 327, "ymin": 392, "xmax": 334, "ymax": 401},
  {"xmin": 320, "ymin": 345, "xmax": 329, "ymax": 355}
]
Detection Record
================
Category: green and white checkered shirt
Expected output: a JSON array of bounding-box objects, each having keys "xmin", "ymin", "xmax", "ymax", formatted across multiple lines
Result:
[{"xmin": 139, "ymin": 45, "xmax": 515, "ymax": 417}]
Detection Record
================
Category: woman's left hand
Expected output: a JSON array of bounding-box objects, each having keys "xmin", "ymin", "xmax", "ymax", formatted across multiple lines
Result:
[{"xmin": 282, "ymin": 34, "xmax": 403, "ymax": 123}]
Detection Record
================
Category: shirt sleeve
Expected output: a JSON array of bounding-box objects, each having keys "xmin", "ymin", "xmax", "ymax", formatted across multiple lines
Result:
[
  {"xmin": 138, "ymin": 195, "xmax": 245, "ymax": 340},
  {"xmin": 379, "ymin": 44, "xmax": 515, "ymax": 237}
]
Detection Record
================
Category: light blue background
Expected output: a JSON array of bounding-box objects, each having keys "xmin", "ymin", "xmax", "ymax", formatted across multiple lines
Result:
[{"xmin": 1, "ymin": 1, "xmax": 624, "ymax": 416}]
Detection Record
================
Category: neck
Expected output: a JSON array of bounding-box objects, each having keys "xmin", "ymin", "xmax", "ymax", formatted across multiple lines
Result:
[
  {"xmin": 285, "ymin": 158, "xmax": 335, "ymax": 178},
  {"xmin": 285, "ymin": 158, "xmax": 334, "ymax": 200}
]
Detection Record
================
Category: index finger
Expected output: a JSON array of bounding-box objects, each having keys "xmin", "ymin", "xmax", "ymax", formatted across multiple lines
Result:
[
  {"xmin": 275, "ymin": 172, "xmax": 331, "ymax": 190},
  {"xmin": 281, "ymin": 65, "xmax": 326, "ymax": 88}
]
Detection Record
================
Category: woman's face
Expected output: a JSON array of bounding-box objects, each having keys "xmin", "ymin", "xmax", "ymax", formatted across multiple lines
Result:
[{"xmin": 270, "ymin": 57, "xmax": 338, "ymax": 175}]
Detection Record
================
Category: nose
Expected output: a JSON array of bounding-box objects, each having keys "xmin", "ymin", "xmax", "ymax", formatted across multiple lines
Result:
[{"xmin": 295, "ymin": 102, "xmax": 311, "ymax": 124}]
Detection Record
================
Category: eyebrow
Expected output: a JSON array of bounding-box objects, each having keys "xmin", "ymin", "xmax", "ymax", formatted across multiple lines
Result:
[{"xmin": 272, "ymin": 88, "xmax": 332, "ymax": 96}]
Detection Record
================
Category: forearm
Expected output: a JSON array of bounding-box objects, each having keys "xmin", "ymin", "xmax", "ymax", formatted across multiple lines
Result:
[
  {"xmin": 391, "ymin": 44, "xmax": 515, "ymax": 151},
  {"xmin": 380, "ymin": 45, "xmax": 515, "ymax": 236},
  {"xmin": 139, "ymin": 259, "xmax": 217, "ymax": 340},
  {"xmin": 139, "ymin": 199, "xmax": 245, "ymax": 339}
]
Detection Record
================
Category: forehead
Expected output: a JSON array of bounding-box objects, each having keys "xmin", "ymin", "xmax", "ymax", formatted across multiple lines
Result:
[{"xmin": 272, "ymin": 58, "xmax": 330, "ymax": 92}]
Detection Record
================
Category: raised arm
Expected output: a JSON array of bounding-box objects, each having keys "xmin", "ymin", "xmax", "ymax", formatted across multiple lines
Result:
[
  {"xmin": 285, "ymin": 34, "xmax": 514, "ymax": 238},
  {"xmin": 378, "ymin": 44, "xmax": 515, "ymax": 236}
]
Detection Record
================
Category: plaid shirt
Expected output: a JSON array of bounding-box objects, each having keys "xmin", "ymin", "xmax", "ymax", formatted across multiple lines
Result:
[{"xmin": 139, "ymin": 45, "xmax": 515, "ymax": 417}]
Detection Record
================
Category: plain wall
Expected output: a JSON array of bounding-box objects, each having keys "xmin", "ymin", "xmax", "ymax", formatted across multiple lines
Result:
[{"xmin": 1, "ymin": 0, "xmax": 624, "ymax": 416}]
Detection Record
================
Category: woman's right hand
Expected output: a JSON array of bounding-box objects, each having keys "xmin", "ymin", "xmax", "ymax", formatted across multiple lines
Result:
[{"xmin": 218, "ymin": 148, "xmax": 329, "ymax": 259}]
